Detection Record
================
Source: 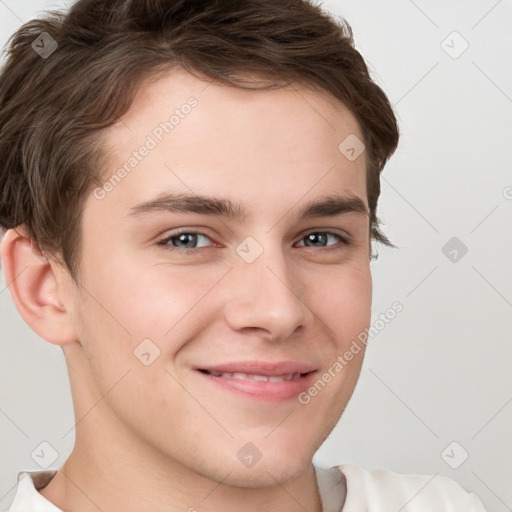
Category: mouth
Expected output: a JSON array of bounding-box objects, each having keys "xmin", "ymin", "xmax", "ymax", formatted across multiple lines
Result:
[
  {"xmin": 199, "ymin": 369, "xmax": 307, "ymax": 382},
  {"xmin": 195, "ymin": 361, "xmax": 317, "ymax": 401}
]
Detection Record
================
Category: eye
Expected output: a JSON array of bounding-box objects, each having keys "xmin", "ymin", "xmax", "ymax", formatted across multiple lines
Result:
[
  {"xmin": 159, "ymin": 231, "xmax": 213, "ymax": 251},
  {"xmin": 295, "ymin": 232, "xmax": 348, "ymax": 249}
]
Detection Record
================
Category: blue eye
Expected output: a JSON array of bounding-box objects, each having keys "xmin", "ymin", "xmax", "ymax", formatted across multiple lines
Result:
[
  {"xmin": 158, "ymin": 230, "xmax": 350, "ymax": 254},
  {"xmin": 296, "ymin": 232, "xmax": 346, "ymax": 248},
  {"xmin": 161, "ymin": 232, "xmax": 212, "ymax": 250}
]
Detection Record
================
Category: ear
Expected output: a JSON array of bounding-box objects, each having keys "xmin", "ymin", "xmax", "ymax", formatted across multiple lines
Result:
[{"xmin": 0, "ymin": 226, "xmax": 78, "ymax": 346}]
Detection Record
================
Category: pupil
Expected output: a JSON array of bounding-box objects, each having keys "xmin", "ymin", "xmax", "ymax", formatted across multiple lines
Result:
[
  {"xmin": 307, "ymin": 233, "xmax": 326, "ymax": 246},
  {"xmin": 174, "ymin": 233, "xmax": 197, "ymax": 248}
]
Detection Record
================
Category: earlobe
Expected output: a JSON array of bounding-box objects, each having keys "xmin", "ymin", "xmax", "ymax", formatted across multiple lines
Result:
[{"xmin": 0, "ymin": 226, "xmax": 78, "ymax": 346}]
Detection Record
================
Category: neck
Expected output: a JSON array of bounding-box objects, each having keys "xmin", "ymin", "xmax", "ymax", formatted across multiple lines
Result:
[
  {"xmin": 39, "ymin": 345, "xmax": 323, "ymax": 512},
  {"xmin": 39, "ymin": 446, "xmax": 322, "ymax": 512}
]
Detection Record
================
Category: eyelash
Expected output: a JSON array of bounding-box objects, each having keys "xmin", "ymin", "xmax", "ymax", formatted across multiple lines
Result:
[{"xmin": 157, "ymin": 229, "xmax": 351, "ymax": 254}]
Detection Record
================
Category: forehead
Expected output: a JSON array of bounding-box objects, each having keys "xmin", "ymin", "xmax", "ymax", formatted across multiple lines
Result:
[
  {"xmin": 116, "ymin": 67, "xmax": 362, "ymax": 136},
  {"xmin": 95, "ymin": 68, "xmax": 367, "ymax": 218}
]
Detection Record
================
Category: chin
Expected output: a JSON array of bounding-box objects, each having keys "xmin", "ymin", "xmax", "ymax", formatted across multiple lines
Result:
[
  {"xmin": 211, "ymin": 435, "xmax": 316, "ymax": 489},
  {"xmin": 218, "ymin": 454, "xmax": 311, "ymax": 489}
]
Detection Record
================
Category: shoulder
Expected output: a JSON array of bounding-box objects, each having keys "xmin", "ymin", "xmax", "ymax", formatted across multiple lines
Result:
[{"xmin": 336, "ymin": 463, "xmax": 487, "ymax": 511}]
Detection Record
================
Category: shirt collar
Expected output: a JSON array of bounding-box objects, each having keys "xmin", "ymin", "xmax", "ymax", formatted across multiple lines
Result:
[
  {"xmin": 9, "ymin": 470, "xmax": 62, "ymax": 512},
  {"xmin": 9, "ymin": 465, "xmax": 346, "ymax": 512}
]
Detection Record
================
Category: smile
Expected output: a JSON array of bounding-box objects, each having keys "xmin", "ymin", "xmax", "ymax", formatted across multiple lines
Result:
[
  {"xmin": 195, "ymin": 361, "xmax": 317, "ymax": 401},
  {"xmin": 200, "ymin": 370, "xmax": 304, "ymax": 382}
]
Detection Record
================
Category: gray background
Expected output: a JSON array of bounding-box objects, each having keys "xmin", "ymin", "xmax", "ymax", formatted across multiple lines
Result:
[{"xmin": 1, "ymin": 0, "xmax": 511, "ymax": 510}]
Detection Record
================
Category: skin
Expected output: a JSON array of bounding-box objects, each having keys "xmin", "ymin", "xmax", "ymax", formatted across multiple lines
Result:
[{"xmin": 2, "ymin": 68, "xmax": 372, "ymax": 512}]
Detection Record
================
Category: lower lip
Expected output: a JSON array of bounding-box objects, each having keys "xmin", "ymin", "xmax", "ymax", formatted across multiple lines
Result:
[{"xmin": 197, "ymin": 370, "xmax": 317, "ymax": 401}]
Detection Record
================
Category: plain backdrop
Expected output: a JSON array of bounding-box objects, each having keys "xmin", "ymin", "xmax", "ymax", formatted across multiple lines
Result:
[{"xmin": 0, "ymin": 1, "xmax": 511, "ymax": 511}]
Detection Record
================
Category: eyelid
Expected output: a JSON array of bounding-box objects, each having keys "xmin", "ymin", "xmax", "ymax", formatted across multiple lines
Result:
[
  {"xmin": 157, "ymin": 228, "xmax": 218, "ymax": 249},
  {"xmin": 294, "ymin": 230, "xmax": 350, "ymax": 247},
  {"xmin": 157, "ymin": 227, "xmax": 351, "ymax": 252},
  {"xmin": 299, "ymin": 227, "xmax": 350, "ymax": 239}
]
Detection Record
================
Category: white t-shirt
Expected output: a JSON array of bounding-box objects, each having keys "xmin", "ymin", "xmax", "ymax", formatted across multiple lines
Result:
[{"xmin": 6, "ymin": 464, "xmax": 487, "ymax": 511}]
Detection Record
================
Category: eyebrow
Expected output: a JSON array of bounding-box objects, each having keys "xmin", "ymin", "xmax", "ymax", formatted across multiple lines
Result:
[{"xmin": 127, "ymin": 192, "xmax": 369, "ymax": 221}]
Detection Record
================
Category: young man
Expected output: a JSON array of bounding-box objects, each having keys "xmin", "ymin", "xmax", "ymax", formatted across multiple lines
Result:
[{"xmin": 0, "ymin": 0, "xmax": 487, "ymax": 510}]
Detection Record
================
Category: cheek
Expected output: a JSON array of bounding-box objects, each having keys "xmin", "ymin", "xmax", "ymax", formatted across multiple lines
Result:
[
  {"xmin": 77, "ymin": 248, "xmax": 231, "ymax": 354},
  {"xmin": 309, "ymin": 263, "xmax": 372, "ymax": 343}
]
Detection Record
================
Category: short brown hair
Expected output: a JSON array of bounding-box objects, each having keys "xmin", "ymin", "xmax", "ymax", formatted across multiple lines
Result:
[{"xmin": 0, "ymin": 0, "xmax": 399, "ymax": 283}]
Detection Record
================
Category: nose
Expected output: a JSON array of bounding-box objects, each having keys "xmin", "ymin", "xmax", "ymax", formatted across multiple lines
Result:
[{"xmin": 223, "ymin": 245, "xmax": 310, "ymax": 342}]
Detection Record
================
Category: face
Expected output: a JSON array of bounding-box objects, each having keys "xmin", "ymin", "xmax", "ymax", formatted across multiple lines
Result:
[{"xmin": 66, "ymin": 68, "xmax": 372, "ymax": 487}]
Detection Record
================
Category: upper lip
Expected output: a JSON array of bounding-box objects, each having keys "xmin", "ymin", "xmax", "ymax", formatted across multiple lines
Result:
[{"xmin": 197, "ymin": 361, "xmax": 317, "ymax": 376}]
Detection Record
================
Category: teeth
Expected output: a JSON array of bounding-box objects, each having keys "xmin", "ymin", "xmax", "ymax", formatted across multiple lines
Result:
[{"xmin": 205, "ymin": 371, "xmax": 302, "ymax": 382}]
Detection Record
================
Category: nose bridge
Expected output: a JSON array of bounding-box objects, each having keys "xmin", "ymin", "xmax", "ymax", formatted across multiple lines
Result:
[{"xmin": 225, "ymin": 238, "xmax": 307, "ymax": 339}]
